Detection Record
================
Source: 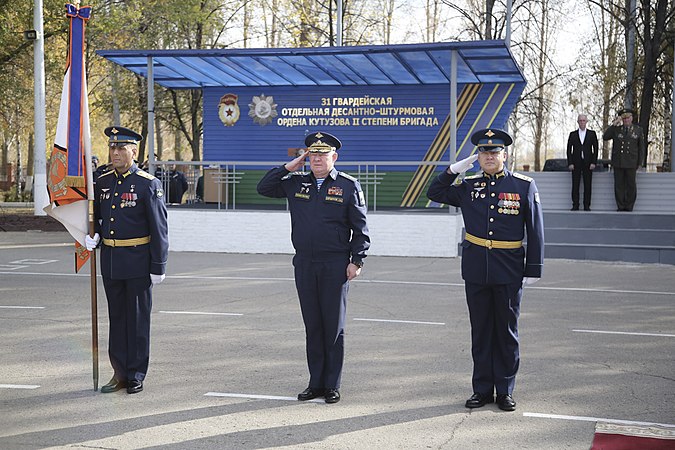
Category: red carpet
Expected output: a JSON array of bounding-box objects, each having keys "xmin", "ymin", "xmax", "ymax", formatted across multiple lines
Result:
[{"xmin": 591, "ymin": 422, "xmax": 675, "ymax": 449}]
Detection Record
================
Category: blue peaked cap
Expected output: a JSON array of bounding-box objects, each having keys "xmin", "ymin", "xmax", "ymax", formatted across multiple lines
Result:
[
  {"xmin": 471, "ymin": 128, "xmax": 512, "ymax": 151},
  {"xmin": 105, "ymin": 126, "xmax": 143, "ymax": 145}
]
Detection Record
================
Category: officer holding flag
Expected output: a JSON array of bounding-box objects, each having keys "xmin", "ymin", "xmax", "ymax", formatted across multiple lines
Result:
[{"xmin": 85, "ymin": 126, "xmax": 168, "ymax": 394}]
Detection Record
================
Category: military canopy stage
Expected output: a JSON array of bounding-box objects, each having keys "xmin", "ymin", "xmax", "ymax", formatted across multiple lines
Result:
[{"xmin": 98, "ymin": 41, "xmax": 525, "ymax": 208}]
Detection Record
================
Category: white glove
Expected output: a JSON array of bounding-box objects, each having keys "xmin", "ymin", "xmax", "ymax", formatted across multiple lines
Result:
[
  {"xmin": 523, "ymin": 277, "xmax": 540, "ymax": 286},
  {"xmin": 450, "ymin": 154, "xmax": 479, "ymax": 174},
  {"xmin": 85, "ymin": 233, "xmax": 100, "ymax": 251},
  {"xmin": 150, "ymin": 273, "xmax": 165, "ymax": 285}
]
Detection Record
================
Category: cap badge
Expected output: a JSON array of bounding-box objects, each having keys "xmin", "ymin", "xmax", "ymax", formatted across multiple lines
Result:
[
  {"xmin": 111, "ymin": 128, "xmax": 119, "ymax": 135},
  {"xmin": 315, "ymin": 132, "xmax": 324, "ymax": 139},
  {"xmin": 485, "ymin": 130, "xmax": 495, "ymax": 137}
]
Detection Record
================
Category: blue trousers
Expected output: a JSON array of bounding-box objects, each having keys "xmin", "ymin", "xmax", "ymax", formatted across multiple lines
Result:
[
  {"xmin": 465, "ymin": 281, "xmax": 522, "ymax": 396},
  {"xmin": 293, "ymin": 256, "xmax": 349, "ymax": 390},
  {"xmin": 102, "ymin": 276, "xmax": 153, "ymax": 382}
]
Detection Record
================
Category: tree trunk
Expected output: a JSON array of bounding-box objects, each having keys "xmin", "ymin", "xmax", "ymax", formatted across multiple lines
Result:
[
  {"xmin": 384, "ymin": 0, "xmax": 395, "ymax": 44},
  {"xmin": 425, "ymin": 0, "xmax": 439, "ymax": 42},
  {"xmin": 485, "ymin": 0, "xmax": 496, "ymax": 39},
  {"xmin": 600, "ymin": 4, "xmax": 620, "ymax": 160},
  {"xmin": 637, "ymin": 0, "xmax": 668, "ymax": 167},
  {"xmin": 299, "ymin": 0, "xmax": 312, "ymax": 47},
  {"xmin": 174, "ymin": 127, "xmax": 182, "ymax": 160},
  {"xmin": 532, "ymin": 0, "xmax": 549, "ymax": 172},
  {"xmin": 243, "ymin": 0, "xmax": 250, "ymax": 48},
  {"xmin": 190, "ymin": 89, "xmax": 202, "ymax": 161},
  {"xmin": 27, "ymin": 133, "xmax": 34, "ymax": 177},
  {"xmin": 136, "ymin": 75, "xmax": 148, "ymax": 165},
  {"xmin": 155, "ymin": 113, "xmax": 164, "ymax": 160}
]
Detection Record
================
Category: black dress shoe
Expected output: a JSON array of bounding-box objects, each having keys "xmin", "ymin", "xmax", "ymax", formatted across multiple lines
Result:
[
  {"xmin": 496, "ymin": 394, "xmax": 516, "ymax": 411},
  {"xmin": 324, "ymin": 389, "xmax": 340, "ymax": 404},
  {"xmin": 297, "ymin": 387, "xmax": 324, "ymax": 401},
  {"xmin": 584, "ymin": 207, "xmax": 591, "ymax": 211},
  {"xmin": 465, "ymin": 392, "xmax": 493, "ymax": 408},
  {"xmin": 126, "ymin": 380, "xmax": 143, "ymax": 394},
  {"xmin": 570, "ymin": 207, "xmax": 579, "ymax": 211},
  {"xmin": 100, "ymin": 377, "xmax": 127, "ymax": 393}
]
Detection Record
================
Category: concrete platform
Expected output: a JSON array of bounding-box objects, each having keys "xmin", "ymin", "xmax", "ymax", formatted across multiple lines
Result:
[{"xmin": 0, "ymin": 231, "xmax": 673, "ymax": 449}]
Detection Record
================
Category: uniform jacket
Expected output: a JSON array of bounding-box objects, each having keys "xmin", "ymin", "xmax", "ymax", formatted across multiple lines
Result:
[
  {"xmin": 427, "ymin": 168, "xmax": 544, "ymax": 285},
  {"xmin": 566, "ymin": 129, "xmax": 598, "ymax": 167},
  {"xmin": 257, "ymin": 166, "xmax": 370, "ymax": 263},
  {"xmin": 94, "ymin": 164, "xmax": 169, "ymax": 279},
  {"xmin": 603, "ymin": 124, "xmax": 646, "ymax": 169}
]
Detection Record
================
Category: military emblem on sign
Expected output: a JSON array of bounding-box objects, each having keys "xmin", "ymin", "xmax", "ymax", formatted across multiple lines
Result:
[
  {"xmin": 248, "ymin": 94, "xmax": 278, "ymax": 126},
  {"xmin": 218, "ymin": 93, "xmax": 240, "ymax": 127}
]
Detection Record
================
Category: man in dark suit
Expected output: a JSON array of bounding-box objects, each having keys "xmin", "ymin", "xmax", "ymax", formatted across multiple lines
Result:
[{"xmin": 566, "ymin": 114, "xmax": 598, "ymax": 211}]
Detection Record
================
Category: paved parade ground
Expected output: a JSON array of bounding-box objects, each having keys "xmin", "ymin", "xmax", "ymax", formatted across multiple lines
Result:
[{"xmin": 1, "ymin": 231, "xmax": 674, "ymax": 449}]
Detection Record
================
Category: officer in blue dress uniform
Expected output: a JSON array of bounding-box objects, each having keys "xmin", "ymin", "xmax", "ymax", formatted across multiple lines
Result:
[
  {"xmin": 257, "ymin": 132, "xmax": 370, "ymax": 404},
  {"xmin": 427, "ymin": 128, "xmax": 544, "ymax": 411},
  {"xmin": 85, "ymin": 126, "xmax": 169, "ymax": 394}
]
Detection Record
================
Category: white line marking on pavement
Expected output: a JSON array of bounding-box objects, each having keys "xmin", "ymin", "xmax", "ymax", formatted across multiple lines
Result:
[
  {"xmin": 354, "ymin": 318, "xmax": 446, "ymax": 326},
  {"xmin": 10, "ymin": 259, "xmax": 58, "ymax": 265},
  {"xmin": 0, "ymin": 272, "xmax": 88, "ymax": 277},
  {"xmin": 0, "ymin": 306, "xmax": 45, "ymax": 309},
  {"xmin": 531, "ymin": 286, "xmax": 675, "ymax": 296},
  {"xmin": 0, "ymin": 265, "xmax": 28, "ymax": 271},
  {"xmin": 2, "ymin": 272, "xmax": 675, "ymax": 296},
  {"xmin": 0, "ymin": 384, "xmax": 40, "ymax": 389},
  {"xmin": 573, "ymin": 329, "xmax": 675, "ymax": 338},
  {"xmin": 524, "ymin": 412, "xmax": 675, "ymax": 428},
  {"xmin": 170, "ymin": 275, "xmax": 295, "ymax": 282},
  {"xmin": 0, "ymin": 243, "xmax": 71, "ymax": 249},
  {"xmin": 204, "ymin": 392, "xmax": 324, "ymax": 403},
  {"xmin": 159, "ymin": 311, "xmax": 243, "ymax": 316}
]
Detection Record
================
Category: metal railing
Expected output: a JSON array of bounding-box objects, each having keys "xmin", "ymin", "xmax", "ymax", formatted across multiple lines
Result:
[{"xmin": 150, "ymin": 160, "xmax": 453, "ymax": 211}]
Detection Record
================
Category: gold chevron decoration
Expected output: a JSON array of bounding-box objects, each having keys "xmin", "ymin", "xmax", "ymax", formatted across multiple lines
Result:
[{"xmin": 400, "ymin": 83, "xmax": 481, "ymax": 207}]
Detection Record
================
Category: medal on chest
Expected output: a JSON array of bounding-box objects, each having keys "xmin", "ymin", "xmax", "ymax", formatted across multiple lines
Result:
[
  {"xmin": 470, "ymin": 181, "xmax": 486, "ymax": 201},
  {"xmin": 497, "ymin": 192, "xmax": 521, "ymax": 215},
  {"xmin": 120, "ymin": 187, "xmax": 138, "ymax": 208},
  {"xmin": 295, "ymin": 182, "xmax": 312, "ymax": 199}
]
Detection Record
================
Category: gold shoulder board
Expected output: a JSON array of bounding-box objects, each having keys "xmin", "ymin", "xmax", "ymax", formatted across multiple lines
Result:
[
  {"xmin": 512, "ymin": 172, "xmax": 533, "ymax": 182},
  {"xmin": 136, "ymin": 169, "xmax": 156, "ymax": 180}
]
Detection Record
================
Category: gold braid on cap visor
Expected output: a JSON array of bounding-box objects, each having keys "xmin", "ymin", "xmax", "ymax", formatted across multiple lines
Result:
[{"xmin": 308, "ymin": 141, "xmax": 334, "ymax": 152}]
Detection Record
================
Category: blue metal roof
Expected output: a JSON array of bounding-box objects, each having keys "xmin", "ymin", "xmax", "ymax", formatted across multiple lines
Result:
[{"xmin": 96, "ymin": 41, "xmax": 525, "ymax": 89}]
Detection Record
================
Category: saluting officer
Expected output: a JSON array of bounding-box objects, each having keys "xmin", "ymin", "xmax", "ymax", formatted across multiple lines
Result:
[
  {"xmin": 427, "ymin": 129, "xmax": 544, "ymax": 412},
  {"xmin": 603, "ymin": 108, "xmax": 646, "ymax": 211},
  {"xmin": 257, "ymin": 132, "xmax": 370, "ymax": 404},
  {"xmin": 85, "ymin": 126, "xmax": 169, "ymax": 394}
]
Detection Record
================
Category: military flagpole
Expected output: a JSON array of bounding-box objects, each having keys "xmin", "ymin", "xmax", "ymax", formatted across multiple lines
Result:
[
  {"xmin": 88, "ymin": 202, "xmax": 99, "ymax": 391},
  {"xmin": 75, "ymin": 0, "xmax": 98, "ymax": 391},
  {"xmin": 83, "ymin": 27, "xmax": 100, "ymax": 395}
]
